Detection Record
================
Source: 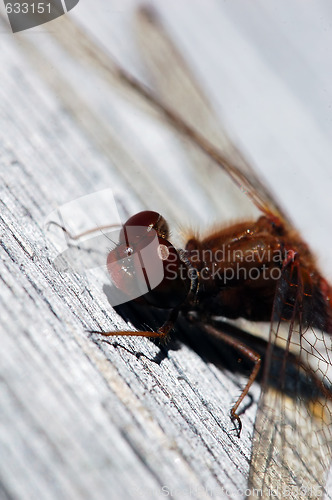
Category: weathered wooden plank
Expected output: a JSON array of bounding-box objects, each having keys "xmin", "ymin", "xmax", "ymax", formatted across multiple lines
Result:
[{"xmin": 1, "ymin": 1, "xmax": 332, "ymax": 499}]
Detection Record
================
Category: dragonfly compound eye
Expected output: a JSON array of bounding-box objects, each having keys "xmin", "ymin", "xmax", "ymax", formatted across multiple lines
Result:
[
  {"xmin": 107, "ymin": 226, "xmax": 190, "ymax": 309},
  {"xmin": 119, "ymin": 210, "xmax": 169, "ymax": 243}
]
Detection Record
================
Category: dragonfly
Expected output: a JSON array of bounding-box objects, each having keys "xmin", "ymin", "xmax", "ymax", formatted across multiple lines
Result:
[{"xmin": 48, "ymin": 5, "xmax": 332, "ymax": 499}]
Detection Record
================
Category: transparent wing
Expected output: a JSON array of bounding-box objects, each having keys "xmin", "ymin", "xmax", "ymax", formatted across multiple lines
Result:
[
  {"xmin": 131, "ymin": 6, "xmax": 291, "ymax": 225},
  {"xmin": 45, "ymin": 6, "xmax": 291, "ymax": 269},
  {"xmin": 249, "ymin": 260, "xmax": 332, "ymax": 499},
  {"xmin": 48, "ymin": 6, "xmax": 290, "ymax": 227}
]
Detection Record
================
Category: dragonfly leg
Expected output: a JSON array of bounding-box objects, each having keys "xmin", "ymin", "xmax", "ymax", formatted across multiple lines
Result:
[
  {"xmin": 199, "ymin": 323, "xmax": 261, "ymax": 438},
  {"xmin": 46, "ymin": 220, "xmax": 121, "ymax": 240},
  {"xmin": 89, "ymin": 308, "xmax": 179, "ymax": 341}
]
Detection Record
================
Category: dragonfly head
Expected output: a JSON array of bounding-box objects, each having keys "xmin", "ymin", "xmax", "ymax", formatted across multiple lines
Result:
[{"xmin": 107, "ymin": 211, "xmax": 191, "ymax": 309}]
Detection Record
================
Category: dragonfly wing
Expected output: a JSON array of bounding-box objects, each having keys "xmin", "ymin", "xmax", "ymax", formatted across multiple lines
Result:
[
  {"xmin": 249, "ymin": 260, "xmax": 332, "ymax": 499},
  {"xmin": 45, "ymin": 6, "xmax": 290, "ymax": 227},
  {"xmin": 132, "ymin": 6, "xmax": 291, "ymax": 225},
  {"xmin": 249, "ymin": 386, "xmax": 332, "ymax": 499}
]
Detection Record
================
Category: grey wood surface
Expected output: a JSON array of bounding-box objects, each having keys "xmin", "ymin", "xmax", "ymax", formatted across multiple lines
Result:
[{"xmin": 1, "ymin": 1, "xmax": 332, "ymax": 499}]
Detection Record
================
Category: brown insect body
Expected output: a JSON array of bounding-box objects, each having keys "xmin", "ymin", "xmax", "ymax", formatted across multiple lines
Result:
[
  {"xmin": 110, "ymin": 211, "xmax": 332, "ymax": 337},
  {"xmin": 185, "ymin": 216, "xmax": 332, "ymax": 332}
]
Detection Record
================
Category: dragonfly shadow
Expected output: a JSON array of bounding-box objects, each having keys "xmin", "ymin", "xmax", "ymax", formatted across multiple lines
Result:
[
  {"xmin": 104, "ymin": 283, "xmax": 257, "ymax": 375},
  {"xmin": 103, "ymin": 285, "xmax": 329, "ymax": 405},
  {"xmin": 103, "ymin": 284, "xmax": 182, "ymax": 364}
]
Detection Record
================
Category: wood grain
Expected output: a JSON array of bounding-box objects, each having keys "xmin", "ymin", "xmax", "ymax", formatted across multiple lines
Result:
[{"xmin": 1, "ymin": 1, "xmax": 332, "ymax": 499}]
